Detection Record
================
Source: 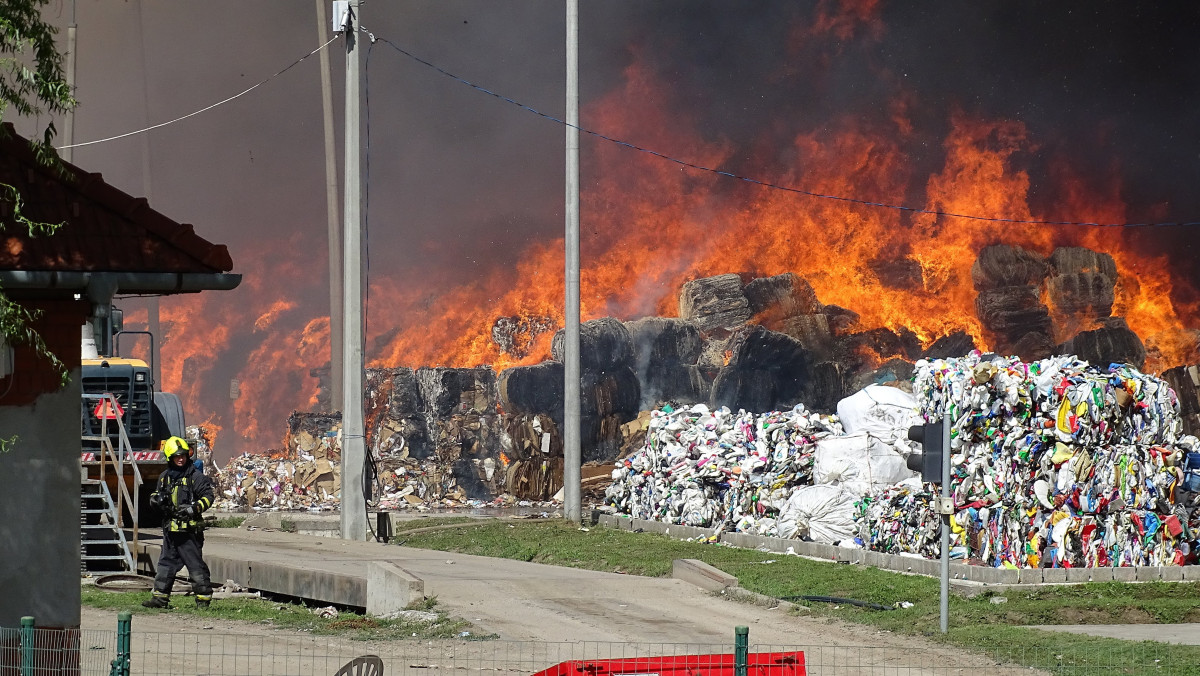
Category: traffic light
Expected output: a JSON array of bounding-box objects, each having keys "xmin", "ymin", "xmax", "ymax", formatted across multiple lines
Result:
[{"xmin": 906, "ymin": 420, "xmax": 945, "ymax": 484}]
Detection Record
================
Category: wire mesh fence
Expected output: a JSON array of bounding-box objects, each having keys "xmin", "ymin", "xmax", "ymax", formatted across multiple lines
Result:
[{"xmin": 3, "ymin": 622, "xmax": 1198, "ymax": 675}]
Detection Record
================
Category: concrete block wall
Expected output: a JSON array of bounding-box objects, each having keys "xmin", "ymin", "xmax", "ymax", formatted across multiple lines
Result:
[{"xmin": 597, "ymin": 513, "xmax": 1197, "ymax": 586}]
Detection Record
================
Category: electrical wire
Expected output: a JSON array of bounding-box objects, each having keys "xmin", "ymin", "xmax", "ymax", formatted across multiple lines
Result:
[
  {"xmin": 373, "ymin": 35, "xmax": 1200, "ymax": 230},
  {"xmin": 58, "ymin": 36, "xmax": 339, "ymax": 150}
]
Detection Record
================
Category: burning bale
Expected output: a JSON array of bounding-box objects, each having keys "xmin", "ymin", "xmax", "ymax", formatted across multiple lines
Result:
[
  {"xmin": 678, "ymin": 273, "xmax": 752, "ymax": 334},
  {"xmin": 492, "ymin": 315, "xmax": 554, "ymax": 359},
  {"xmin": 1047, "ymin": 247, "xmax": 1117, "ymax": 323},
  {"xmin": 743, "ymin": 273, "xmax": 822, "ymax": 325},
  {"xmin": 972, "ymin": 244, "xmax": 1054, "ymax": 361}
]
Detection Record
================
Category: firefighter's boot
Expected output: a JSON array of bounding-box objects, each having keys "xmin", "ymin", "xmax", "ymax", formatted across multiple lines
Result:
[{"xmin": 141, "ymin": 594, "xmax": 170, "ymax": 609}]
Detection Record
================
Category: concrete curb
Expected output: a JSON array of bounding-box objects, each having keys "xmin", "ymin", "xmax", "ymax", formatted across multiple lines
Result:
[{"xmin": 600, "ymin": 513, "xmax": 1197, "ymax": 590}]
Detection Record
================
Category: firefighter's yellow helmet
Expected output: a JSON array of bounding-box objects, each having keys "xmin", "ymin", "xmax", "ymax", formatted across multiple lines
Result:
[{"xmin": 163, "ymin": 436, "xmax": 191, "ymax": 459}]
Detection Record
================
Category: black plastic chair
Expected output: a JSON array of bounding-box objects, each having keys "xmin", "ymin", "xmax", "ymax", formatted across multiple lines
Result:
[{"xmin": 333, "ymin": 654, "xmax": 384, "ymax": 676}]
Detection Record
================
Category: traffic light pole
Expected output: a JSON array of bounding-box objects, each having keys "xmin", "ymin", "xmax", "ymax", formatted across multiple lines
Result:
[{"xmin": 939, "ymin": 417, "xmax": 951, "ymax": 634}]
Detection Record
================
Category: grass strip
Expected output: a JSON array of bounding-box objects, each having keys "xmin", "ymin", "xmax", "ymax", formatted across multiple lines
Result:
[
  {"xmin": 81, "ymin": 586, "xmax": 477, "ymax": 641},
  {"xmin": 398, "ymin": 519, "xmax": 1200, "ymax": 674}
]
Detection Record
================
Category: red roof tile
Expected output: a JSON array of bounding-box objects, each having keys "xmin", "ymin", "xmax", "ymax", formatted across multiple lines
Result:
[{"xmin": 0, "ymin": 124, "xmax": 234, "ymax": 274}]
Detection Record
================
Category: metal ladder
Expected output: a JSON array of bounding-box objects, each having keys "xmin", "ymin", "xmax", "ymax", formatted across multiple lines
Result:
[
  {"xmin": 80, "ymin": 392, "xmax": 143, "ymax": 573},
  {"xmin": 80, "ymin": 479, "xmax": 135, "ymax": 572}
]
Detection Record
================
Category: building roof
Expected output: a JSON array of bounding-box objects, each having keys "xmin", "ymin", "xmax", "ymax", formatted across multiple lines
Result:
[{"xmin": 0, "ymin": 123, "xmax": 234, "ymax": 275}]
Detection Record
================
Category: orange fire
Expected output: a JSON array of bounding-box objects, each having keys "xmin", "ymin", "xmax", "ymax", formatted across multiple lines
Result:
[{"xmin": 119, "ymin": 18, "xmax": 1199, "ymax": 461}]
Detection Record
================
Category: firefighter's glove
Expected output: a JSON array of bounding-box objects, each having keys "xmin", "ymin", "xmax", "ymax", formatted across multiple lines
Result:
[{"xmin": 175, "ymin": 504, "xmax": 196, "ymax": 520}]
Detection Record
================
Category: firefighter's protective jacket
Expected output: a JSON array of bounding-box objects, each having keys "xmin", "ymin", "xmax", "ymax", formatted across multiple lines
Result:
[{"xmin": 153, "ymin": 464, "xmax": 215, "ymax": 532}]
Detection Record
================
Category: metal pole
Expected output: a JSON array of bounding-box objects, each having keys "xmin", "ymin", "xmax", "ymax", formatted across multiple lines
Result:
[
  {"xmin": 62, "ymin": 1, "xmax": 76, "ymax": 163},
  {"xmin": 135, "ymin": 0, "xmax": 161, "ymax": 388},
  {"xmin": 940, "ymin": 415, "xmax": 951, "ymax": 634},
  {"xmin": 112, "ymin": 611, "xmax": 131, "ymax": 676},
  {"xmin": 563, "ymin": 0, "xmax": 582, "ymax": 524},
  {"xmin": 339, "ymin": 0, "xmax": 368, "ymax": 541},
  {"xmin": 19, "ymin": 616, "xmax": 33, "ymax": 676},
  {"xmin": 734, "ymin": 625, "xmax": 748, "ymax": 676},
  {"xmin": 317, "ymin": 0, "xmax": 344, "ymax": 414}
]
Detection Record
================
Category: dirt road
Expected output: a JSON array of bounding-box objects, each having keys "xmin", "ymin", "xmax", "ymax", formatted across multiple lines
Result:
[{"xmin": 77, "ymin": 527, "xmax": 1045, "ymax": 675}]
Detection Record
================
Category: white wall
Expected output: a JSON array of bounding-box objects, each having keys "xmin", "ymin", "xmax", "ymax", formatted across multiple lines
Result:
[{"xmin": 0, "ymin": 372, "xmax": 81, "ymax": 629}]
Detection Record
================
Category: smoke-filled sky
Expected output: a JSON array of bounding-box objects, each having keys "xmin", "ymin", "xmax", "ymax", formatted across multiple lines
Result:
[{"xmin": 17, "ymin": 1, "xmax": 1200, "ymax": 459}]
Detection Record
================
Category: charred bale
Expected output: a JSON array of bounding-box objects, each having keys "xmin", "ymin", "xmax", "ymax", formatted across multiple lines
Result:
[
  {"xmin": 498, "ymin": 360, "xmax": 565, "ymax": 423},
  {"xmin": 922, "ymin": 330, "xmax": 976, "ymax": 359},
  {"xmin": 678, "ymin": 273, "xmax": 752, "ymax": 333},
  {"xmin": 1047, "ymin": 272, "xmax": 1115, "ymax": 319},
  {"xmin": 870, "ymin": 256, "xmax": 925, "ymax": 291},
  {"xmin": 416, "ymin": 366, "xmax": 497, "ymax": 417},
  {"xmin": 1058, "ymin": 317, "xmax": 1147, "ymax": 370},
  {"xmin": 744, "ymin": 273, "xmax": 821, "ymax": 318},
  {"xmin": 627, "ymin": 317, "xmax": 707, "ymax": 407},
  {"xmin": 801, "ymin": 361, "xmax": 847, "ymax": 412},
  {"xmin": 639, "ymin": 363, "xmax": 708, "ymax": 409},
  {"xmin": 778, "ymin": 313, "xmax": 834, "ymax": 355},
  {"xmin": 710, "ymin": 369, "xmax": 777, "ymax": 414},
  {"xmin": 697, "ymin": 337, "xmax": 732, "ymax": 374},
  {"xmin": 975, "ymin": 285, "xmax": 1053, "ymax": 342},
  {"xmin": 551, "ymin": 317, "xmax": 634, "ymax": 371},
  {"xmin": 971, "ymin": 244, "xmax": 1049, "ymax": 290},
  {"xmin": 387, "ymin": 367, "xmax": 422, "ymax": 418},
  {"xmin": 821, "ymin": 305, "xmax": 861, "ymax": 336},
  {"xmin": 626, "ymin": 317, "xmax": 703, "ymax": 366},
  {"xmin": 1008, "ymin": 331, "xmax": 1056, "ymax": 363},
  {"xmin": 1049, "ymin": 247, "xmax": 1118, "ymax": 279},
  {"xmin": 581, "ymin": 366, "xmax": 641, "ymax": 421},
  {"xmin": 710, "ymin": 325, "xmax": 812, "ymax": 412},
  {"xmin": 838, "ymin": 327, "xmax": 921, "ymax": 362}
]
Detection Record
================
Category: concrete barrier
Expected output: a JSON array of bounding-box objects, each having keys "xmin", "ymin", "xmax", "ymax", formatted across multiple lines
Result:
[
  {"xmin": 672, "ymin": 559, "xmax": 738, "ymax": 592},
  {"xmin": 366, "ymin": 562, "xmax": 425, "ymax": 616}
]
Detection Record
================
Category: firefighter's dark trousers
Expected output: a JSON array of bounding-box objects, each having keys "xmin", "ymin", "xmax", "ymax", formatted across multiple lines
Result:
[{"xmin": 151, "ymin": 530, "xmax": 213, "ymax": 601}]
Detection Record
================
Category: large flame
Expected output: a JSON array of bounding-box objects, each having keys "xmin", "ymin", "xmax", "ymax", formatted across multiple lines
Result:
[{"xmin": 120, "ymin": 11, "xmax": 1199, "ymax": 461}]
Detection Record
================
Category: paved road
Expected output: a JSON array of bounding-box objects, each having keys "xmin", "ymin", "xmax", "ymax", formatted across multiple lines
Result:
[{"xmin": 183, "ymin": 528, "xmax": 1031, "ymax": 674}]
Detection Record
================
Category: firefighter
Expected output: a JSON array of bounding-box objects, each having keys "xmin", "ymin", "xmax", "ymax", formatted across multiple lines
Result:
[{"xmin": 142, "ymin": 436, "xmax": 215, "ymax": 609}]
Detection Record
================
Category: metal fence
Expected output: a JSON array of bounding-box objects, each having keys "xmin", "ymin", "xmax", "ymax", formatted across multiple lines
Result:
[{"xmin": 3, "ymin": 617, "xmax": 1197, "ymax": 676}]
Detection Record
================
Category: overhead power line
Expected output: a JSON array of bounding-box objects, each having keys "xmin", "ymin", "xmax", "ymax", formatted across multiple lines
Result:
[
  {"xmin": 58, "ymin": 36, "xmax": 338, "ymax": 150},
  {"xmin": 373, "ymin": 35, "xmax": 1199, "ymax": 230}
]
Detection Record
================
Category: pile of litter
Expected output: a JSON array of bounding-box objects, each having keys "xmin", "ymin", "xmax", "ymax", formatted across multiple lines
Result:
[
  {"xmin": 603, "ymin": 352, "xmax": 1200, "ymax": 568},
  {"xmin": 602, "ymin": 389, "xmax": 916, "ymax": 542},
  {"xmin": 859, "ymin": 352, "xmax": 1199, "ymax": 568}
]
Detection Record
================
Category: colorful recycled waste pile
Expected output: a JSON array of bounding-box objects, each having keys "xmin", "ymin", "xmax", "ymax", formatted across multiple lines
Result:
[
  {"xmin": 603, "ymin": 353, "xmax": 1200, "ymax": 568},
  {"xmin": 602, "ymin": 385, "xmax": 920, "ymax": 545},
  {"xmin": 860, "ymin": 352, "xmax": 1200, "ymax": 568}
]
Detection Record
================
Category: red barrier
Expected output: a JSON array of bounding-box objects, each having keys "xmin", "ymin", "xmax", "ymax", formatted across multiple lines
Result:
[{"xmin": 529, "ymin": 652, "xmax": 806, "ymax": 676}]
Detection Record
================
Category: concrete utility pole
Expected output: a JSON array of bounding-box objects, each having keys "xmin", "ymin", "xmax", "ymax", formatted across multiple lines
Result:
[
  {"xmin": 135, "ymin": 0, "xmax": 162, "ymax": 384},
  {"xmin": 339, "ymin": 0, "xmax": 368, "ymax": 541},
  {"xmin": 563, "ymin": 0, "xmax": 582, "ymax": 523},
  {"xmin": 317, "ymin": 0, "xmax": 344, "ymax": 414},
  {"xmin": 62, "ymin": 0, "xmax": 76, "ymax": 163}
]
